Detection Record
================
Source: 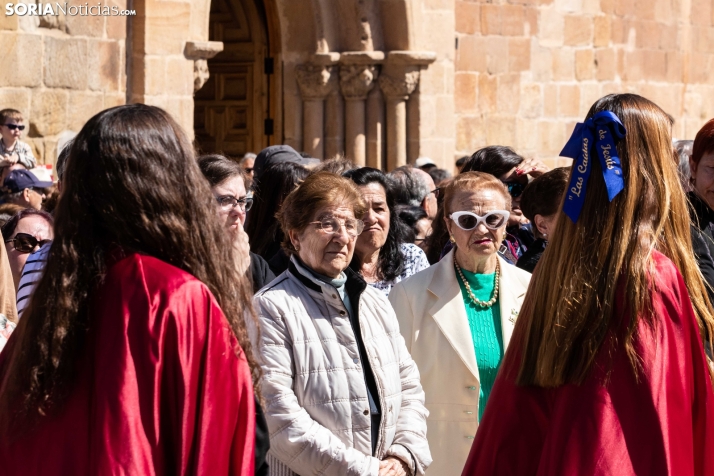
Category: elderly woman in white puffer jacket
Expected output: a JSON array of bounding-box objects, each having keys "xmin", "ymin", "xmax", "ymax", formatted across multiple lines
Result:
[{"xmin": 248, "ymin": 172, "xmax": 431, "ymax": 476}]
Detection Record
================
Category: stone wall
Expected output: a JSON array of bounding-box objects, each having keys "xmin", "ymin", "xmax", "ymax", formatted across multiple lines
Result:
[
  {"xmin": 454, "ymin": 0, "xmax": 714, "ymax": 167},
  {"xmin": 0, "ymin": 0, "xmax": 127, "ymax": 166}
]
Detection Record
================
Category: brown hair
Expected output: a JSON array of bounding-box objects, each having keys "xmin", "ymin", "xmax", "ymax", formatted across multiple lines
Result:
[
  {"xmin": 197, "ymin": 153, "xmax": 247, "ymax": 188},
  {"xmin": 442, "ymin": 171, "xmax": 512, "ymax": 217},
  {"xmin": 519, "ymin": 167, "xmax": 570, "ymax": 221},
  {"xmin": 279, "ymin": 171, "xmax": 366, "ymax": 254},
  {"xmin": 0, "ymin": 104, "xmax": 261, "ymax": 424},
  {"xmin": 692, "ymin": 118, "xmax": 714, "ymax": 166},
  {"xmin": 514, "ymin": 93, "xmax": 714, "ymax": 387},
  {"xmin": 0, "ymin": 109, "xmax": 23, "ymax": 124}
]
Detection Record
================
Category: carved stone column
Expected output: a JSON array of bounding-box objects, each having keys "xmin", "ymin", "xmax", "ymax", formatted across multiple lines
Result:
[
  {"xmin": 339, "ymin": 52, "xmax": 384, "ymax": 167},
  {"xmin": 379, "ymin": 51, "xmax": 436, "ymax": 171},
  {"xmin": 296, "ymin": 62, "xmax": 338, "ymax": 159}
]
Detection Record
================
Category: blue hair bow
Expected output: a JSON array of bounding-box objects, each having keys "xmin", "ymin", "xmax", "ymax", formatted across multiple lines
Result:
[{"xmin": 559, "ymin": 111, "xmax": 626, "ymax": 223}]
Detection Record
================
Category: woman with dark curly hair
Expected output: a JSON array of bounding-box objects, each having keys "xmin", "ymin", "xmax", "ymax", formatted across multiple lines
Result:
[
  {"xmin": 0, "ymin": 104, "xmax": 259, "ymax": 475},
  {"xmin": 344, "ymin": 167, "xmax": 430, "ymax": 296}
]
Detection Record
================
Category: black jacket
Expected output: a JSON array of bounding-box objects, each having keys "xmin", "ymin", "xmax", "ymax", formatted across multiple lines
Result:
[
  {"xmin": 250, "ymin": 252, "xmax": 276, "ymax": 293},
  {"xmin": 516, "ymin": 238, "xmax": 546, "ymax": 274},
  {"xmin": 688, "ymin": 192, "xmax": 714, "ymax": 304}
]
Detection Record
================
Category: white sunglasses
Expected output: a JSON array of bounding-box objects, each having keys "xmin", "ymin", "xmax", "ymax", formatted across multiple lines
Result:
[{"xmin": 449, "ymin": 210, "xmax": 510, "ymax": 231}]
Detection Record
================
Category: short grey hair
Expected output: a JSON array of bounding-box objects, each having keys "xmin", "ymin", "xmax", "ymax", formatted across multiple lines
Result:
[
  {"xmin": 388, "ymin": 165, "xmax": 430, "ymax": 207},
  {"xmin": 674, "ymin": 139, "xmax": 693, "ymax": 191}
]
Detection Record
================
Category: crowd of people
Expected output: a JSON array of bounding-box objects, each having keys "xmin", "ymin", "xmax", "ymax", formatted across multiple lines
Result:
[{"xmin": 0, "ymin": 93, "xmax": 712, "ymax": 475}]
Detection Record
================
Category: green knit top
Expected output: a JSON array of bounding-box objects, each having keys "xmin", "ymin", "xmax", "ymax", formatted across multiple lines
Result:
[{"xmin": 455, "ymin": 266, "xmax": 504, "ymax": 422}]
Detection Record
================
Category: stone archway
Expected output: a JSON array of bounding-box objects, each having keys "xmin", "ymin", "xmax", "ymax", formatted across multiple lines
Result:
[{"xmin": 193, "ymin": 0, "xmax": 276, "ymax": 158}]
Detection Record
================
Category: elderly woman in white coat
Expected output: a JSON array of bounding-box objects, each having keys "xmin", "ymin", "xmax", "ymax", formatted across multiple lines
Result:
[
  {"xmin": 249, "ymin": 171, "xmax": 431, "ymax": 476},
  {"xmin": 389, "ymin": 171, "xmax": 531, "ymax": 475}
]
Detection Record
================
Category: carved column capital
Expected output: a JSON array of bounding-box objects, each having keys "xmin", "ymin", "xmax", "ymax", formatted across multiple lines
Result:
[
  {"xmin": 378, "ymin": 69, "xmax": 420, "ymax": 100},
  {"xmin": 339, "ymin": 64, "xmax": 379, "ymax": 101},
  {"xmin": 296, "ymin": 64, "xmax": 338, "ymax": 100}
]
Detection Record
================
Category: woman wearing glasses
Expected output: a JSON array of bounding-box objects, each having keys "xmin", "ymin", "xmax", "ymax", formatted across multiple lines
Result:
[
  {"xmin": 344, "ymin": 167, "xmax": 430, "ymax": 297},
  {"xmin": 389, "ymin": 172, "xmax": 531, "ymax": 475},
  {"xmin": 250, "ymin": 172, "xmax": 431, "ymax": 476},
  {"xmin": 198, "ymin": 154, "xmax": 275, "ymax": 293},
  {"xmin": 1, "ymin": 208, "xmax": 53, "ymax": 291}
]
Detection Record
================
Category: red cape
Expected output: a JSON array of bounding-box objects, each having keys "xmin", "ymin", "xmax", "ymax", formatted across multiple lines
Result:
[
  {"xmin": 0, "ymin": 253, "xmax": 255, "ymax": 475},
  {"xmin": 463, "ymin": 251, "xmax": 714, "ymax": 475}
]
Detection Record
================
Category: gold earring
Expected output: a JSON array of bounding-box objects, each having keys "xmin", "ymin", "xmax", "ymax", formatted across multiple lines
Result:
[{"xmin": 449, "ymin": 236, "xmax": 456, "ymax": 243}]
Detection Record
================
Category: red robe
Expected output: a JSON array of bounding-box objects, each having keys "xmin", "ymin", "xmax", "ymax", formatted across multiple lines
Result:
[
  {"xmin": 0, "ymin": 253, "xmax": 256, "ymax": 475},
  {"xmin": 463, "ymin": 251, "xmax": 714, "ymax": 475}
]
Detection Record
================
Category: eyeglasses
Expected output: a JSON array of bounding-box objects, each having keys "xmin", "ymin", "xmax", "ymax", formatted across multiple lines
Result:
[
  {"xmin": 4, "ymin": 233, "xmax": 51, "ymax": 253},
  {"xmin": 503, "ymin": 182, "xmax": 525, "ymax": 198},
  {"xmin": 3, "ymin": 124, "xmax": 25, "ymax": 131},
  {"xmin": 310, "ymin": 217, "xmax": 365, "ymax": 238},
  {"xmin": 430, "ymin": 188, "xmax": 440, "ymax": 199},
  {"xmin": 450, "ymin": 210, "xmax": 510, "ymax": 231},
  {"xmin": 215, "ymin": 195, "xmax": 253, "ymax": 211}
]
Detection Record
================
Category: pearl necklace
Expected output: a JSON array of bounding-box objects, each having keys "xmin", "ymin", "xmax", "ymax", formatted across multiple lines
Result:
[{"xmin": 454, "ymin": 255, "xmax": 500, "ymax": 309}]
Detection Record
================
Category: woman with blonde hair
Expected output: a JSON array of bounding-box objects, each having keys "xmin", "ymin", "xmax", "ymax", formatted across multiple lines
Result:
[{"xmin": 463, "ymin": 93, "xmax": 714, "ymax": 475}]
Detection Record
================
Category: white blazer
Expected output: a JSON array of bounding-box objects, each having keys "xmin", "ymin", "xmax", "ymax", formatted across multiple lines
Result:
[{"xmin": 389, "ymin": 248, "xmax": 531, "ymax": 476}]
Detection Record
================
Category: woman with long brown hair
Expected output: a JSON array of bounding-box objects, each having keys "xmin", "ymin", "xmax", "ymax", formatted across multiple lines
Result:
[
  {"xmin": 463, "ymin": 94, "xmax": 714, "ymax": 475},
  {"xmin": 0, "ymin": 104, "xmax": 259, "ymax": 475}
]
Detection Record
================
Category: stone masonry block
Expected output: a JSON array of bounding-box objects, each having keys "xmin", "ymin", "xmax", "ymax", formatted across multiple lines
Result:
[
  {"xmin": 497, "ymin": 73, "xmax": 521, "ymax": 115},
  {"xmin": 65, "ymin": 11, "xmax": 105, "ymax": 37},
  {"xmin": 665, "ymin": 51, "xmax": 683, "ymax": 83},
  {"xmin": 165, "ymin": 56, "xmax": 194, "ymax": 96},
  {"xmin": 88, "ymin": 40, "xmax": 123, "ymax": 92},
  {"xmin": 622, "ymin": 50, "xmax": 645, "ymax": 82},
  {"xmin": 558, "ymin": 84, "xmax": 581, "ymax": 117},
  {"xmin": 143, "ymin": 1, "xmax": 192, "ymax": 55},
  {"xmin": 44, "ymin": 36, "xmax": 88, "ymax": 89},
  {"xmin": 575, "ymin": 48, "xmax": 595, "ymax": 80},
  {"xmin": 0, "ymin": 32, "xmax": 42, "ymax": 87},
  {"xmin": 659, "ymin": 24, "xmax": 678, "ymax": 50},
  {"xmin": 516, "ymin": 118, "xmax": 539, "ymax": 153},
  {"xmin": 501, "ymin": 5, "xmax": 525, "ymax": 36},
  {"xmin": 610, "ymin": 17, "xmax": 627, "ymax": 45},
  {"xmin": 635, "ymin": 20, "xmax": 661, "ymax": 49},
  {"xmin": 691, "ymin": 0, "xmax": 711, "ymax": 27},
  {"xmin": 456, "ymin": 36, "xmax": 487, "ymax": 72},
  {"xmin": 456, "ymin": 116, "xmax": 486, "ymax": 155},
  {"xmin": 654, "ymin": 0, "xmax": 673, "ymax": 23},
  {"xmin": 144, "ymin": 56, "xmax": 167, "ymax": 96},
  {"xmin": 634, "ymin": 0, "xmax": 656, "ymax": 20},
  {"xmin": 538, "ymin": 120, "xmax": 566, "ymax": 156},
  {"xmin": 454, "ymin": 73, "xmax": 479, "ymax": 113},
  {"xmin": 455, "ymin": 1, "xmax": 480, "ymax": 35},
  {"xmin": 614, "ymin": 0, "xmax": 636, "ymax": 17},
  {"xmin": 486, "ymin": 116, "xmax": 517, "ymax": 146},
  {"xmin": 579, "ymin": 82, "xmax": 601, "ymax": 112},
  {"xmin": 600, "ymin": 0, "xmax": 615, "ymax": 14},
  {"xmin": 435, "ymin": 96, "xmax": 455, "ymax": 138},
  {"xmin": 543, "ymin": 83, "xmax": 558, "ymax": 117},
  {"xmin": 564, "ymin": 15, "xmax": 593, "ymax": 46},
  {"xmin": 104, "ymin": 92, "xmax": 126, "ymax": 109},
  {"xmin": 519, "ymin": 82, "xmax": 543, "ymax": 118},
  {"xmin": 0, "ymin": 88, "xmax": 31, "ymax": 115},
  {"xmin": 68, "ymin": 91, "xmax": 105, "ymax": 131},
  {"xmin": 595, "ymin": 48, "xmax": 616, "ymax": 80},
  {"xmin": 525, "ymin": 7, "xmax": 538, "ymax": 36},
  {"xmin": 31, "ymin": 89, "xmax": 69, "ymax": 136},
  {"xmin": 538, "ymin": 8, "xmax": 564, "ymax": 47},
  {"xmin": 481, "ymin": 5, "xmax": 501, "ymax": 36},
  {"xmin": 0, "ymin": 1, "xmax": 18, "ymax": 30},
  {"xmin": 508, "ymin": 37, "xmax": 531, "ymax": 72},
  {"xmin": 531, "ymin": 43, "xmax": 553, "ymax": 81},
  {"xmin": 479, "ymin": 74, "xmax": 498, "ymax": 114},
  {"xmin": 424, "ymin": 10, "xmax": 456, "ymax": 61},
  {"xmin": 552, "ymin": 48, "xmax": 575, "ymax": 80},
  {"xmin": 643, "ymin": 49, "xmax": 667, "ymax": 80},
  {"xmin": 485, "ymin": 36, "xmax": 509, "ymax": 74},
  {"xmin": 593, "ymin": 16, "xmax": 611, "ymax": 47}
]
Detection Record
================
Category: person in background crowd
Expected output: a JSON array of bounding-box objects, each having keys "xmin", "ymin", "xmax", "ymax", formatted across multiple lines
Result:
[
  {"xmin": 250, "ymin": 172, "xmax": 431, "ymax": 476},
  {"xmin": 0, "ymin": 109, "xmax": 36, "ymax": 170},
  {"xmin": 389, "ymin": 165, "xmax": 438, "ymax": 219},
  {"xmin": 389, "ymin": 172, "xmax": 531, "ymax": 475},
  {"xmin": 516, "ymin": 167, "xmax": 570, "ymax": 273},
  {"xmin": 461, "ymin": 146, "xmax": 549, "ymax": 262},
  {"xmin": 345, "ymin": 167, "xmax": 430, "ymax": 296},
  {"xmin": 309, "ymin": 155, "xmax": 357, "ymax": 175},
  {"xmin": 198, "ymin": 154, "xmax": 275, "ymax": 292},
  {"xmin": 688, "ymin": 119, "xmax": 714, "ymax": 306},
  {"xmin": 252, "ymin": 144, "xmax": 317, "ymax": 180},
  {"xmin": 415, "ymin": 157, "xmax": 437, "ymax": 173},
  {"xmin": 395, "ymin": 205, "xmax": 431, "ymax": 251},
  {"xmin": 14, "ymin": 143, "xmax": 71, "ymax": 318},
  {"xmin": 1, "ymin": 209, "xmax": 53, "ymax": 292},
  {"xmin": 240, "ymin": 152, "xmax": 257, "ymax": 182},
  {"xmin": 675, "ymin": 139, "xmax": 693, "ymax": 193},
  {"xmin": 464, "ymin": 93, "xmax": 714, "ymax": 475},
  {"xmin": 3, "ymin": 169, "xmax": 53, "ymax": 211},
  {"xmin": 0, "ymin": 104, "xmax": 258, "ymax": 475},
  {"xmin": 0, "ymin": 203, "xmax": 24, "ymax": 227},
  {"xmin": 0, "ymin": 240, "xmax": 17, "ymax": 353},
  {"xmin": 455, "ymin": 156, "xmax": 469, "ymax": 173},
  {"xmin": 245, "ymin": 161, "xmax": 309, "ymax": 275},
  {"xmin": 428, "ymin": 168, "xmax": 452, "ymax": 188}
]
